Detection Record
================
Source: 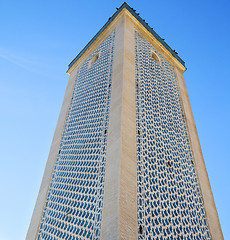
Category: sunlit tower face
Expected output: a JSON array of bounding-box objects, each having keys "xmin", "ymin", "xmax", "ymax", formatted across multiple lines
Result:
[{"xmin": 27, "ymin": 3, "xmax": 223, "ymax": 240}]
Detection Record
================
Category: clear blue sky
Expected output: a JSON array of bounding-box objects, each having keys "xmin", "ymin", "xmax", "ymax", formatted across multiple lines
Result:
[{"xmin": 0, "ymin": 0, "xmax": 229, "ymax": 239}]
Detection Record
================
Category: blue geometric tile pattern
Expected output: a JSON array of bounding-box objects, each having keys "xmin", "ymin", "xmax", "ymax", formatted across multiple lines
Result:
[
  {"xmin": 37, "ymin": 30, "xmax": 115, "ymax": 240},
  {"xmin": 135, "ymin": 30, "xmax": 211, "ymax": 240}
]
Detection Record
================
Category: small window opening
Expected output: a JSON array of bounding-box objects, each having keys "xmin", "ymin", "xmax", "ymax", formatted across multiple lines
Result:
[
  {"xmin": 104, "ymin": 129, "xmax": 107, "ymax": 134},
  {"xmin": 137, "ymin": 130, "xmax": 140, "ymax": 135},
  {"xmin": 136, "ymin": 83, "xmax": 138, "ymax": 87},
  {"xmin": 151, "ymin": 51, "xmax": 160, "ymax": 63},
  {"xmin": 182, "ymin": 113, "xmax": 184, "ymax": 117},
  {"xmin": 45, "ymin": 201, "xmax": 48, "ymax": 207},
  {"xmin": 92, "ymin": 54, "xmax": 99, "ymax": 64},
  {"xmin": 167, "ymin": 161, "xmax": 172, "ymax": 167},
  {"xmin": 89, "ymin": 52, "xmax": 100, "ymax": 68},
  {"xmin": 58, "ymin": 150, "xmax": 61, "ymax": 154},
  {"xmin": 139, "ymin": 225, "xmax": 143, "ymax": 234},
  {"xmin": 109, "ymin": 83, "xmax": 111, "ymax": 88},
  {"xmin": 191, "ymin": 160, "xmax": 194, "ymax": 165},
  {"xmin": 150, "ymin": 67, "xmax": 153, "ymax": 70}
]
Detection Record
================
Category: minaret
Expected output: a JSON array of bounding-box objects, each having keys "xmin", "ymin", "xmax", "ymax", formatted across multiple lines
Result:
[{"xmin": 27, "ymin": 3, "xmax": 223, "ymax": 240}]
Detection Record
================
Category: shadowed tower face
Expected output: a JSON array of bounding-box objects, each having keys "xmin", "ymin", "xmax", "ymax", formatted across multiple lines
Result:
[{"xmin": 27, "ymin": 3, "xmax": 223, "ymax": 240}]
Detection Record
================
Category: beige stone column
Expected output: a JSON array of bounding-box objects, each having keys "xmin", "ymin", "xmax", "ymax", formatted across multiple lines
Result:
[
  {"xmin": 119, "ymin": 13, "xmax": 138, "ymax": 240},
  {"xmin": 26, "ymin": 67, "xmax": 78, "ymax": 240},
  {"xmin": 101, "ymin": 14, "xmax": 125, "ymax": 240},
  {"xmin": 175, "ymin": 68, "xmax": 224, "ymax": 240},
  {"xmin": 101, "ymin": 12, "xmax": 138, "ymax": 240}
]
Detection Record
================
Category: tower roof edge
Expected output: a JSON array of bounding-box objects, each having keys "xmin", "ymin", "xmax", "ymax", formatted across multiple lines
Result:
[{"xmin": 67, "ymin": 2, "xmax": 185, "ymax": 72}]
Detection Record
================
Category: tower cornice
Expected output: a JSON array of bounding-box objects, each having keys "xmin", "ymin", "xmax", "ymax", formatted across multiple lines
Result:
[{"xmin": 67, "ymin": 2, "xmax": 186, "ymax": 74}]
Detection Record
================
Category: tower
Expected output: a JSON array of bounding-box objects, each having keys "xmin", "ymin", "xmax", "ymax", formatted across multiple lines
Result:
[{"xmin": 27, "ymin": 2, "xmax": 223, "ymax": 239}]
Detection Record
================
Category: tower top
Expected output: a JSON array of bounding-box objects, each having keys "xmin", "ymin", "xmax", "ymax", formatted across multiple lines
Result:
[{"xmin": 68, "ymin": 2, "xmax": 185, "ymax": 72}]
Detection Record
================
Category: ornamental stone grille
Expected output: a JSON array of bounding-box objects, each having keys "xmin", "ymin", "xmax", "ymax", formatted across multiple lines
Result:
[
  {"xmin": 37, "ymin": 31, "xmax": 115, "ymax": 240},
  {"xmin": 135, "ymin": 31, "xmax": 211, "ymax": 239},
  {"xmin": 27, "ymin": 3, "xmax": 223, "ymax": 240}
]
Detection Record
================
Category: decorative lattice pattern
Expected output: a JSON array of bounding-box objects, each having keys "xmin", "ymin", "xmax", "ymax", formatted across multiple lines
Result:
[
  {"xmin": 37, "ymin": 30, "xmax": 115, "ymax": 240},
  {"xmin": 135, "ymin": 31, "xmax": 211, "ymax": 240}
]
